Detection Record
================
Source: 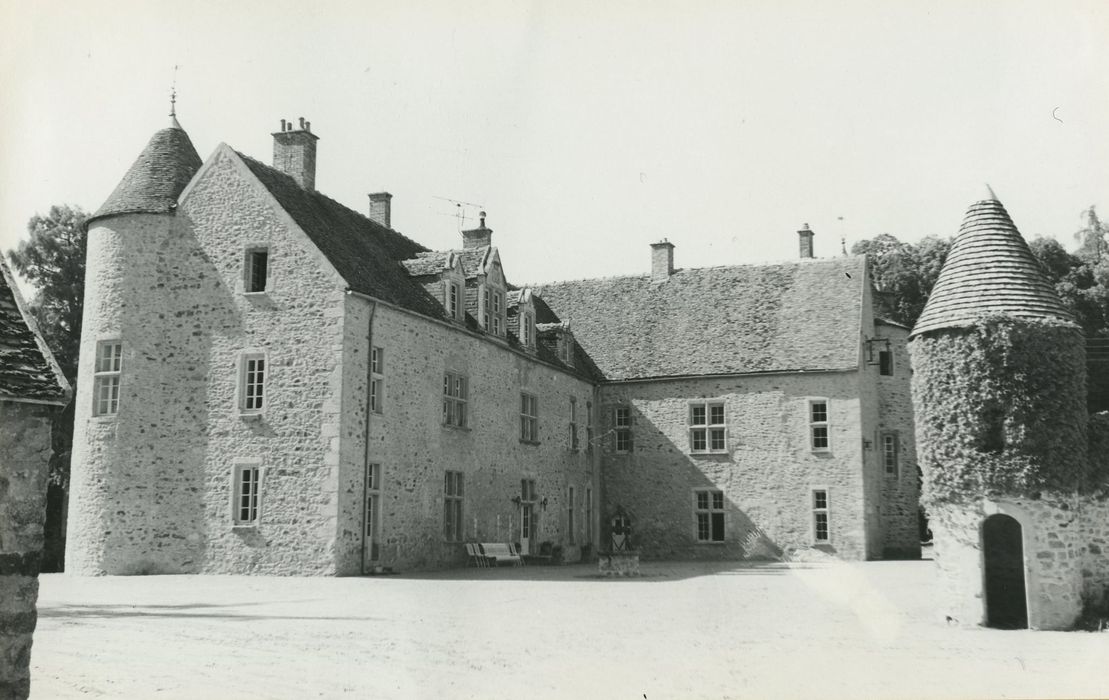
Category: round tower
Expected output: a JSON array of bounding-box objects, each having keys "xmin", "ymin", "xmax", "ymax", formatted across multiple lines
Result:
[
  {"xmin": 66, "ymin": 113, "xmax": 203, "ymax": 574},
  {"xmin": 909, "ymin": 190, "xmax": 1089, "ymax": 629}
]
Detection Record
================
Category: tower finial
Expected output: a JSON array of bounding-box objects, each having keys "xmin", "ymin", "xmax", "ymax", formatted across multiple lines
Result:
[
  {"xmin": 985, "ymin": 183, "xmax": 998, "ymax": 201},
  {"xmin": 169, "ymin": 65, "xmax": 181, "ymax": 129}
]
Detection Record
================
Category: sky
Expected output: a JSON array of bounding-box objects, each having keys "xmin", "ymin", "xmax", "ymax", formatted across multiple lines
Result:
[{"xmin": 2, "ymin": 0, "xmax": 1108, "ymax": 293}]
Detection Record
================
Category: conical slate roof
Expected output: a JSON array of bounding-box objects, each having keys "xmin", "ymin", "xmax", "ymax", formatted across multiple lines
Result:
[
  {"xmin": 89, "ymin": 125, "xmax": 202, "ymax": 224},
  {"xmin": 911, "ymin": 194, "xmax": 1076, "ymax": 337}
]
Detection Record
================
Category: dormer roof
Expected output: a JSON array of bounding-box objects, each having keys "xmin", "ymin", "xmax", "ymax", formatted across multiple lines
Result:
[
  {"xmin": 401, "ymin": 251, "xmax": 459, "ymax": 277},
  {"xmin": 89, "ymin": 125, "xmax": 202, "ymax": 226},
  {"xmin": 910, "ymin": 194, "xmax": 1077, "ymax": 338},
  {"xmin": 0, "ymin": 257, "xmax": 71, "ymax": 404}
]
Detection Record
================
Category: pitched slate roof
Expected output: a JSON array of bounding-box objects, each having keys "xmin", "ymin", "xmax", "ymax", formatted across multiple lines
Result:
[
  {"xmin": 911, "ymin": 196, "xmax": 1077, "ymax": 337},
  {"xmin": 536, "ymin": 256, "xmax": 866, "ymax": 381},
  {"xmin": 238, "ymin": 154, "xmax": 448, "ymax": 319},
  {"xmin": 457, "ymin": 248, "xmax": 490, "ymax": 278},
  {"xmin": 0, "ymin": 258, "xmax": 71, "ymax": 404},
  {"xmin": 89, "ymin": 126, "xmax": 202, "ymax": 225},
  {"xmin": 401, "ymin": 251, "xmax": 453, "ymax": 277}
]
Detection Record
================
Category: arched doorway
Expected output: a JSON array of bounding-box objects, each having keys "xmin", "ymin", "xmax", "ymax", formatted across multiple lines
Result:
[{"xmin": 982, "ymin": 514, "xmax": 1027, "ymax": 629}]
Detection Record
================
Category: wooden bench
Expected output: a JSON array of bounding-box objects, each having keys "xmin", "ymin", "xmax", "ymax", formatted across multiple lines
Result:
[{"xmin": 478, "ymin": 542, "xmax": 523, "ymax": 567}]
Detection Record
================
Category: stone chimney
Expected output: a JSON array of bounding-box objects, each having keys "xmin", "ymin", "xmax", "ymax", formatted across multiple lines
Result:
[
  {"xmin": 272, "ymin": 117, "xmax": 319, "ymax": 190},
  {"xmin": 650, "ymin": 239, "xmax": 675, "ymax": 282},
  {"xmin": 798, "ymin": 224, "xmax": 815, "ymax": 259},
  {"xmin": 462, "ymin": 211, "xmax": 493, "ymax": 249},
  {"xmin": 368, "ymin": 192, "xmax": 392, "ymax": 228}
]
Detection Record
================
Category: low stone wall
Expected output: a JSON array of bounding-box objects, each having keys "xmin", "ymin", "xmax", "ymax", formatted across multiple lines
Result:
[
  {"xmin": 0, "ymin": 402, "xmax": 54, "ymax": 699},
  {"xmin": 598, "ymin": 551, "xmax": 640, "ymax": 577},
  {"xmin": 929, "ymin": 495, "xmax": 1109, "ymax": 631}
]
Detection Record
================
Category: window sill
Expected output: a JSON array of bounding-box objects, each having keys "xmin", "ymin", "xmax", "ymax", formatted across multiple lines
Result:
[
  {"xmin": 689, "ymin": 450, "xmax": 729, "ymax": 456},
  {"xmin": 90, "ymin": 413, "xmax": 119, "ymax": 421},
  {"xmin": 239, "ymin": 411, "xmax": 265, "ymax": 422},
  {"xmin": 232, "ymin": 523, "xmax": 259, "ymax": 530},
  {"xmin": 694, "ymin": 540, "xmax": 727, "ymax": 545},
  {"xmin": 443, "ymin": 424, "xmax": 471, "ymax": 432},
  {"xmin": 519, "ymin": 439, "xmax": 541, "ymax": 446},
  {"xmin": 811, "ymin": 448, "xmax": 832, "ymax": 454}
]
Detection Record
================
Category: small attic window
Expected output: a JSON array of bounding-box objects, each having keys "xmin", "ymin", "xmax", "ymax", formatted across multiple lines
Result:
[{"xmin": 245, "ymin": 249, "xmax": 269, "ymax": 293}]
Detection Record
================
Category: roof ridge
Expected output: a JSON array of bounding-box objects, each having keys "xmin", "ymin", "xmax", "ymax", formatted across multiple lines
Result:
[{"xmin": 532, "ymin": 255, "xmax": 862, "ymax": 289}]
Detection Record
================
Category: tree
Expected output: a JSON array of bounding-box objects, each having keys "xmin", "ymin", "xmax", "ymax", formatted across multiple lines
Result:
[
  {"xmin": 851, "ymin": 234, "xmax": 951, "ymax": 327},
  {"xmin": 7, "ymin": 204, "xmax": 87, "ymax": 571},
  {"xmin": 1074, "ymin": 206, "xmax": 1108, "ymax": 264},
  {"xmin": 9, "ymin": 204, "xmax": 87, "ymax": 379}
]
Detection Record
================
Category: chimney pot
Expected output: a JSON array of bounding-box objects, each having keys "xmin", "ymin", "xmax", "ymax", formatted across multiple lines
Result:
[
  {"xmin": 299, "ymin": 117, "xmax": 305, "ymax": 129},
  {"xmin": 280, "ymin": 118, "xmax": 287, "ymax": 131},
  {"xmin": 650, "ymin": 240, "xmax": 675, "ymax": 282},
  {"xmin": 368, "ymin": 192, "xmax": 393, "ymax": 229},
  {"xmin": 305, "ymin": 120, "xmax": 311, "ymax": 132},
  {"xmin": 462, "ymin": 214, "xmax": 493, "ymax": 249}
]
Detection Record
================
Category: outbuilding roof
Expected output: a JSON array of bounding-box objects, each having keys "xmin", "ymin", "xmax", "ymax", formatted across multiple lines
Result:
[
  {"xmin": 89, "ymin": 126, "xmax": 202, "ymax": 225},
  {"xmin": 0, "ymin": 258, "xmax": 71, "ymax": 404},
  {"xmin": 911, "ymin": 196, "xmax": 1077, "ymax": 337},
  {"xmin": 536, "ymin": 256, "xmax": 866, "ymax": 381}
]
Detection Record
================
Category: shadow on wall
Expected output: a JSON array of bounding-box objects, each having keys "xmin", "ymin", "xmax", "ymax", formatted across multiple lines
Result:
[{"xmin": 600, "ymin": 379, "xmax": 861, "ymax": 563}]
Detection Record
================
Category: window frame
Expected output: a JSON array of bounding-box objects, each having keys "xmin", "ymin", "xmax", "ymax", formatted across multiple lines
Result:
[
  {"xmin": 567, "ymin": 485, "xmax": 576, "ymax": 544},
  {"xmin": 585, "ymin": 487, "xmax": 593, "ymax": 543},
  {"xmin": 693, "ymin": 488, "xmax": 726, "ymax": 543},
  {"xmin": 243, "ymin": 247, "xmax": 270, "ymax": 294},
  {"xmin": 232, "ymin": 462, "xmax": 262, "ymax": 527},
  {"xmin": 689, "ymin": 400, "xmax": 727, "ymax": 454},
  {"xmin": 238, "ymin": 351, "xmax": 267, "ymax": 418},
  {"xmin": 882, "ymin": 432, "xmax": 899, "ymax": 477},
  {"xmin": 569, "ymin": 397, "xmax": 579, "ymax": 451},
  {"xmin": 520, "ymin": 392, "xmax": 539, "ymax": 443},
  {"xmin": 444, "ymin": 470, "xmax": 465, "ymax": 542},
  {"xmin": 809, "ymin": 399, "xmax": 830, "ymax": 452},
  {"xmin": 492, "ymin": 290, "xmax": 503, "ymax": 336},
  {"xmin": 443, "ymin": 372, "xmax": 468, "ymax": 428},
  {"xmin": 370, "ymin": 346, "xmax": 384, "ymax": 415},
  {"xmin": 448, "ymin": 281, "xmax": 462, "ymax": 320},
  {"xmin": 586, "ymin": 401, "xmax": 594, "ymax": 456},
  {"xmin": 812, "ymin": 488, "xmax": 831, "ymax": 543},
  {"xmin": 878, "ymin": 349, "xmax": 893, "ymax": 376},
  {"xmin": 521, "ymin": 310, "xmax": 535, "ymax": 348},
  {"xmin": 92, "ymin": 339, "xmax": 123, "ymax": 417},
  {"xmin": 614, "ymin": 406, "xmax": 633, "ymax": 453}
]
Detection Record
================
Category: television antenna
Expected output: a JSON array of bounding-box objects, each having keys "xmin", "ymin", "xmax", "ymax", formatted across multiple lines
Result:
[{"xmin": 433, "ymin": 195, "xmax": 485, "ymax": 232}]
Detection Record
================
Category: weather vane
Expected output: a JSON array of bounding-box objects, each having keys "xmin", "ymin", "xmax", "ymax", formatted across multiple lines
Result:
[{"xmin": 169, "ymin": 65, "xmax": 179, "ymax": 119}]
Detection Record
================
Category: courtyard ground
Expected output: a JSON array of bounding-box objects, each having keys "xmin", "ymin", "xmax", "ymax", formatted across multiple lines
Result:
[{"xmin": 29, "ymin": 556, "xmax": 1109, "ymax": 699}]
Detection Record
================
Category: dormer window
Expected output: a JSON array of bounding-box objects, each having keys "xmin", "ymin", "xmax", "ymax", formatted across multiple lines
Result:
[
  {"xmin": 492, "ymin": 290, "xmax": 503, "ymax": 335},
  {"xmin": 245, "ymin": 248, "xmax": 269, "ymax": 293},
  {"xmin": 521, "ymin": 311, "xmax": 535, "ymax": 348},
  {"xmin": 448, "ymin": 282, "xmax": 462, "ymax": 320}
]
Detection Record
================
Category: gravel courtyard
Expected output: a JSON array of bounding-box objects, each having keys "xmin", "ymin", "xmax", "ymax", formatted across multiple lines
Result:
[{"xmin": 30, "ymin": 557, "xmax": 1109, "ymax": 699}]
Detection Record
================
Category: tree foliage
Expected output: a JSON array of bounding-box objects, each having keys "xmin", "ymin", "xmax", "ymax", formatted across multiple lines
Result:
[
  {"xmin": 8, "ymin": 204, "xmax": 88, "ymax": 379},
  {"xmin": 851, "ymin": 234, "xmax": 952, "ymax": 326}
]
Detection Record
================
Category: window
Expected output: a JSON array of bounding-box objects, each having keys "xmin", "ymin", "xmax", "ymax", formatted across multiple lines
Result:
[
  {"xmin": 492, "ymin": 290, "xmax": 503, "ymax": 335},
  {"xmin": 365, "ymin": 463, "xmax": 382, "ymax": 561},
  {"xmin": 694, "ymin": 489, "xmax": 725, "ymax": 542},
  {"xmin": 879, "ymin": 349, "xmax": 893, "ymax": 376},
  {"xmin": 614, "ymin": 406, "xmax": 633, "ymax": 452},
  {"xmin": 521, "ymin": 479, "xmax": 537, "ymax": 541},
  {"xmin": 240, "ymin": 353, "xmax": 266, "ymax": 414},
  {"xmin": 448, "ymin": 282, "xmax": 461, "ymax": 320},
  {"xmin": 586, "ymin": 402, "xmax": 594, "ymax": 455},
  {"xmin": 245, "ymin": 248, "xmax": 269, "ymax": 293},
  {"xmin": 561, "ymin": 334, "xmax": 572, "ymax": 363},
  {"xmin": 689, "ymin": 401, "xmax": 726, "ymax": 453},
  {"xmin": 882, "ymin": 433, "xmax": 899, "ymax": 477},
  {"xmin": 812, "ymin": 489, "xmax": 830, "ymax": 543},
  {"xmin": 567, "ymin": 485, "xmax": 576, "ymax": 543},
  {"xmin": 569, "ymin": 397, "xmax": 579, "ymax": 450},
  {"xmin": 585, "ymin": 487, "xmax": 593, "ymax": 542},
  {"xmin": 521, "ymin": 311, "xmax": 535, "ymax": 348},
  {"xmin": 444, "ymin": 471, "xmax": 464, "ymax": 542},
  {"xmin": 443, "ymin": 372, "xmax": 468, "ymax": 428},
  {"xmin": 520, "ymin": 392, "xmax": 539, "ymax": 442},
  {"xmin": 370, "ymin": 347, "xmax": 384, "ymax": 414},
  {"xmin": 92, "ymin": 340, "xmax": 122, "ymax": 416},
  {"xmin": 482, "ymin": 287, "xmax": 491, "ymax": 330},
  {"xmin": 233, "ymin": 464, "xmax": 261, "ymax": 525},
  {"xmin": 809, "ymin": 400, "xmax": 829, "ymax": 451}
]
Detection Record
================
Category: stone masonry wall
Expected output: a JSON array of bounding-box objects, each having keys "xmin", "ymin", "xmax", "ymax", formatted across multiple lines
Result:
[
  {"xmin": 598, "ymin": 372, "xmax": 869, "ymax": 560},
  {"xmin": 0, "ymin": 401, "xmax": 54, "ymax": 699},
  {"xmin": 336, "ymin": 300, "xmax": 599, "ymax": 573},
  {"xmin": 873, "ymin": 324, "xmax": 921, "ymax": 558},
  {"xmin": 69, "ymin": 150, "xmax": 348, "ymax": 576},
  {"xmin": 930, "ymin": 496, "xmax": 1109, "ymax": 630}
]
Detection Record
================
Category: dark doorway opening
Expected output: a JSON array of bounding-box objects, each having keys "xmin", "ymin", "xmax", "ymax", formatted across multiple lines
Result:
[{"xmin": 982, "ymin": 514, "xmax": 1028, "ymax": 629}]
